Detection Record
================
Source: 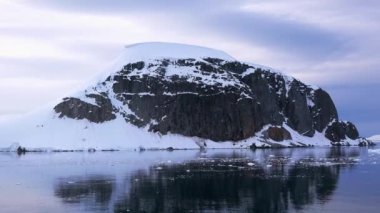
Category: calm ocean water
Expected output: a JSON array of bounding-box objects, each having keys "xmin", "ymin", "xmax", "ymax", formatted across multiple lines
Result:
[{"xmin": 1, "ymin": 147, "xmax": 380, "ymax": 212}]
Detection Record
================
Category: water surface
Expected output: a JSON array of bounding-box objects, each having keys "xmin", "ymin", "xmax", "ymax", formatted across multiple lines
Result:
[{"xmin": 1, "ymin": 147, "xmax": 380, "ymax": 212}]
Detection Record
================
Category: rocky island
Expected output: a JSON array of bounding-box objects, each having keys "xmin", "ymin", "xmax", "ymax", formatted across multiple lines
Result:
[{"xmin": 0, "ymin": 42, "xmax": 373, "ymax": 151}]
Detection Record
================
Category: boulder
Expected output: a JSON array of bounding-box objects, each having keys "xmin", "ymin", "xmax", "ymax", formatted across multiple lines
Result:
[
  {"xmin": 325, "ymin": 121, "xmax": 359, "ymax": 142},
  {"xmin": 263, "ymin": 127, "xmax": 292, "ymax": 142},
  {"xmin": 54, "ymin": 94, "xmax": 116, "ymax": 123}
]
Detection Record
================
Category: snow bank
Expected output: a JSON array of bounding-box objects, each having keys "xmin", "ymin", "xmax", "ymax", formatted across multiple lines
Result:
[
  {"xmin": 0, "ymin": 109, "xmax": 201, "ymax": 151},
  {"xmin": 368, "ymin": 135, "xmax": 380, "ymax": 143}
]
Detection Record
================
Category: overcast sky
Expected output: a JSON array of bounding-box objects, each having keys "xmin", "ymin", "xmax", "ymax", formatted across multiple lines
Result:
[{"xmin": 0, "ymin": 0, "xmax": 379, "ymax": 136}]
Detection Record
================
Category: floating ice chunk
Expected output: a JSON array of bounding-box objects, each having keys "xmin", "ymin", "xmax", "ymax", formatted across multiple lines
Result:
[{"xmin": 368, "ymin": 149, "xmax": 380, "ymax": 155}]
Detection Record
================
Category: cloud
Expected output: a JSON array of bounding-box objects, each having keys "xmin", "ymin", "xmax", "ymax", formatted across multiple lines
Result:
[
  {"xmin": 0, "ymin": 78, "xmax": 79, "ymax": 115},
  {"xmin": 203, "ymin": 11, "xmax": 347, "ymax": 61},
  {"xmin": 21, "ymin": 0, "xmax": 235, "ymax": 14},
  {"xmin": 22, "ymin": 0, "xmax": 349, "ymax": 60}
]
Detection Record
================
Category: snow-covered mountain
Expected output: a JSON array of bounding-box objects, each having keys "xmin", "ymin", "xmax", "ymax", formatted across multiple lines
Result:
[{"xmin": 0, "ymin": 42, "xmax": 372, "ymax": 151}]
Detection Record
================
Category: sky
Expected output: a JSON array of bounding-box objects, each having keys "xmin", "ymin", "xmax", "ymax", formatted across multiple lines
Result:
[{"xmin": 0, "ymin": 0, "xmax": 379, "ymax": 137}]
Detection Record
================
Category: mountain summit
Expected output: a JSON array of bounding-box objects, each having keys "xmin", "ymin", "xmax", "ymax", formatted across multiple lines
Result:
[{"xmin": 0, "ymin": 42, "xmax": 372, "ymax": 150}]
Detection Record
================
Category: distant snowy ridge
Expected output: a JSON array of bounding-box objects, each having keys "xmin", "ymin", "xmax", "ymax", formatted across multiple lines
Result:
[
  {"xmin": 0, "ymin": 42, "xmax": 373, "ymax": 151},
  {"xmin": 368, "ymin": 135, "xmax": 380, "ymax": 143}
]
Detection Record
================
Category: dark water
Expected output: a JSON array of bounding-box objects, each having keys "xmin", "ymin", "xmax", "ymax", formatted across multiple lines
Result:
[{"xmin": 1, "ymin": 147, "xmax": 380, "ymax": 213}]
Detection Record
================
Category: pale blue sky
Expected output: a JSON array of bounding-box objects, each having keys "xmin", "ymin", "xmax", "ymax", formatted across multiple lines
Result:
[{"xmin": 0, "ymin": 0, "xmax": 379, "ymax": 136}]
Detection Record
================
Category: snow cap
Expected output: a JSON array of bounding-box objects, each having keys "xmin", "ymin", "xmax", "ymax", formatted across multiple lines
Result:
[{"xmin": 120, "ymin": 42, "xmax": 235, "ymax": 62}]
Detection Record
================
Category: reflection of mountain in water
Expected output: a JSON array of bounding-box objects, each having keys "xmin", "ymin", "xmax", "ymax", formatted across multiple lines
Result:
[
  {"xmin": 54, "ymin": 148, "xmax": 360, "ymax": 213},
  {"xmin": 115, "ymin": 163, "xmax": 341, "ymax": 212},
  {"xmin": 54, "ymin": 176, "xmax": 114, "ymax": 211}
]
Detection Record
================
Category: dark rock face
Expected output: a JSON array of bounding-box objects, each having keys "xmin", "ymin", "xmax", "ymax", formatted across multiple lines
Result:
[
  {"xmin": 325, "ymin": 121, "xmax": 346, "ymax": 142},
  {"xmin": 284, "ymin": 80, "xmax": 314, "ymax": 137},
  {"xmin": 344, "ymin": 122, "xmax": 359, "ymax": 139},
  {"xmin": 54, "ymin": 57, "xmax": 361, "ymax": 144},
  {"xmin": 141, "ymin": 94, "xmax": 261, "ymax": 141},
  {"xmin": 325, "ymin": 121, "xmax": 359, "ymax": 142},
  {"xmin": 312, "ymin": 89, "xmax": 338, "ymax": 132},
  {"xmin": 54, "ymin": 94, "xmax": 116, "ymax": 123},
  {"xmin": 263, "ymin": 127, "xmax": 292, "ymax": 142}
]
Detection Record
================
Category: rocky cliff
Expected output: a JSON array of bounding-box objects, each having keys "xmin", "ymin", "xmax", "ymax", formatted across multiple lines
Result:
[{"xmin": 53, "ymin": 42, "xmax": 370, "ymax": 147}]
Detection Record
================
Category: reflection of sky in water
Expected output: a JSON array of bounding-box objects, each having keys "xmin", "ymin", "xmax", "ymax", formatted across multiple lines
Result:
[{"xmin": 0, "ymin": 147, "xmax": 379, "ymax": 212}]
